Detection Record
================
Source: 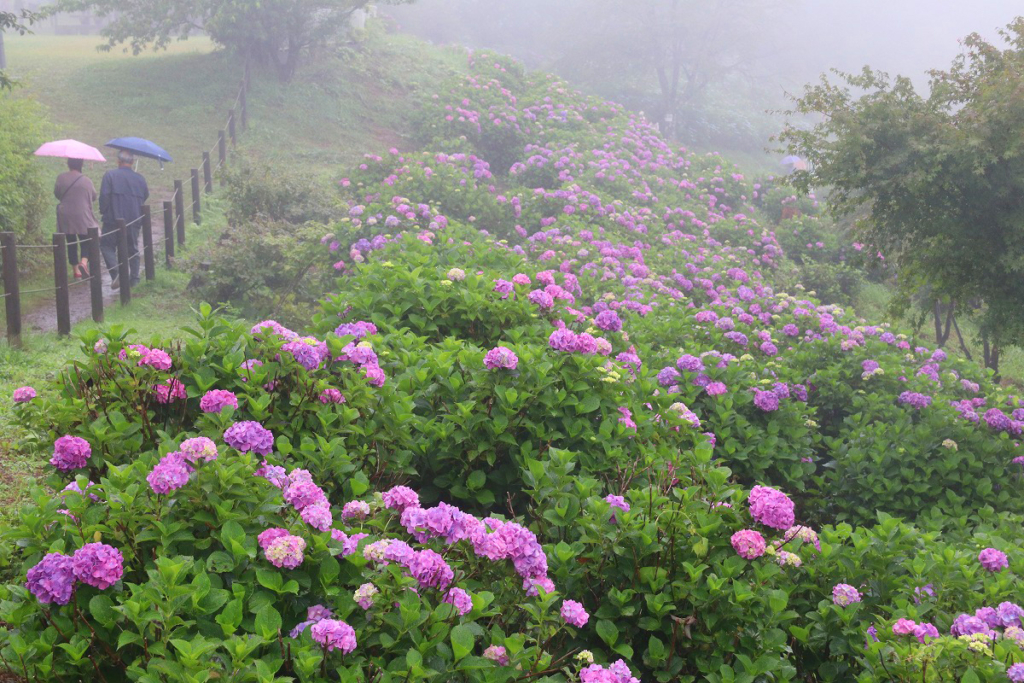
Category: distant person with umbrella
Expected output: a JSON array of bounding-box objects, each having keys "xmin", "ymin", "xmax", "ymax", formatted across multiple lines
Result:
[
  {"xmin": 54, "ymin": 158, "xmax": 98, "ymax": 280},
  {"xmin": 99, "ymin": 150, "xmax": 149, "ymax": 288}
]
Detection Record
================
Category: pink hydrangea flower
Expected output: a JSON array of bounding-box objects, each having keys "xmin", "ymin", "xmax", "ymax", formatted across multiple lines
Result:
[
  {"xmin": 731, "ymin": 529, "xmax": 767, "ymax": 560},
  {"xmin": 12, "ymin": 386, "xmax": 36, "ymax": 403},
  {"xmin": 51, "ymin": 435, "xmax": 91, "ymax": 471},
  {"xmin": 310, "ymin": 619, "xmax": 357, "ymax": 653},
  {"xmin": 561, "ymin": 599, "xmax": 590, "ymax": 627},
  {"xmin": 71, "ymin": 543, "xmax": 123, "ymax": 589},
  {"xmin": 832, "ymin": 583, "xmax": 862, "ymax": 607},
  {"xmin": 979, "ymin": 548, "xmax": 1009, "ymax": 572},
  {"xmin": 200, "ymin": 390, "xmax": 238, "ymax": 413},
  {"xmin": 265, "ymin": 534, "xmax": 306, "ymax": 569}
]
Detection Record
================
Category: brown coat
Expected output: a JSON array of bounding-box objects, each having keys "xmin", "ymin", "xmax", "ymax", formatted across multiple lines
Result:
[{"xmin": 55, "ymin": 171, "xmax": 99, "ymax": 235}]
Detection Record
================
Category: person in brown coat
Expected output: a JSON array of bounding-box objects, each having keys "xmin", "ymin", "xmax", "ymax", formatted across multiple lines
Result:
[{"xmin": 54, "ymin": 158, "xmax": 98, "ymax": 279}]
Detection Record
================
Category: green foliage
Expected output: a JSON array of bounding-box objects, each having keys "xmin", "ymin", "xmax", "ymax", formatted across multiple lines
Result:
[
  {"xmin": 781, "ymin": 19, "xmax": 1024, "ymax": 371},
  {"xmin": 0, "ymin": 94, "xmax": 50, "ymax": 263},
  {"xmin": 59, "ymin": 0, "xmax": 414, "ymax": 80}
]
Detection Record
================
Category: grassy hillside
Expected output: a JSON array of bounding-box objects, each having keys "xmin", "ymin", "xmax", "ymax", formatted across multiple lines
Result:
[{"xmin": 0, "ymin": 25, "xmax": 469, "ymax": 521}]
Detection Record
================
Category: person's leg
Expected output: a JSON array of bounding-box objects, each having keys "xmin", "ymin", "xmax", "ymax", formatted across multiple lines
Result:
[
  {"xmin": 99, "ymin": 226, "xmax": 120, "ymax": 283},
  {"xmin": 66, "ymin": 234, "xmax": 80, "ymax": 268},
  {"xmin": 128, "ymin": 224, "xmax": 141, "ymax": 284}
]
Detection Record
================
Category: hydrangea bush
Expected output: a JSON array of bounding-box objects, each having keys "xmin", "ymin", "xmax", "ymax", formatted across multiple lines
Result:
[{"xmin": 4, "ymin": 50, "xmax": 1024, "ymax": 682}]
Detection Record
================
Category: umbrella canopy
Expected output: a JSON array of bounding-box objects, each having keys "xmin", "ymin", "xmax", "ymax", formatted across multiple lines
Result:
[
  {"xmin": 34, "ymin": 139, "xmax": 106, "ymax": 162},
  {"xmin": 105, "ymin": 137, "xmax": 173, "ymax": 163},
  {"xmin": 781, "ymin": 155, "xmax": 802, "ymax": 166}
]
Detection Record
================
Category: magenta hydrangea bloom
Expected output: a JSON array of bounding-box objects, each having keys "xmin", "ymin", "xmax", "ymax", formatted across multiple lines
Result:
[
  {"xmin": 483, "ymin": 645, "xmax": 509, "ymax": 665},
  {"xmin": 147, "ymin": 453, "xmax": 191, "ymax": 495},
  {"xmin": 51, "ymin": 435, "xmax": 91, "ymax": 471},
  {"xmin": 283, "ymin": 480, "xmax": 327, "ymax": 511},
  {"xmin": 832, "ymin": 584, "xmax": 862, "ymax": 607},
  {"xmin": 258, "ymin": 528, "xmax": 291, "ymax": 550},
  {"xmin": 892, "ymin": 618, "xmax": 917, "ymax": 635},
  {"xmin": 283, "ymin": 337, "xmax": 329, "ymax": 371},
  {"xmin": 484, "ymin": 346, "xmax": 519, "ymax": 370},
  {"xmin": 581, "ymin": 660, "xmax": 639, "ymax": 683},
  {"xmin": 62, "ymin": 479, "xmax": 100, "ymax": 502},
  {"xmin": 548, "ymin": 328, "xmax": 577, "ymax": 352},
  {"xmin": 223, "ymin": 421, "xmax": 274, "ymax": 456},
  {"xmin": 605, "ymin": 494, "xmax": 630, "ymax": 513},
  {"xmin": 25, "ymin": 553, "xmax": 76, "ymax": 605},
  {"xmin": 731, "ymin": 529, "xmax": 767, "ymax": 560},
  {"xmin": 595, "ymin": 310, "xmax": 623, "ymax": 332},
  {"xmin": 139, "ymin": 348, "xmax": 172, "ymax": 371},
  {"xmin": 341, "ymin": 500, "xmax": 370, "ymax": 520},
  {"xmin": 179, "ymin": 437, "xmax": 218, "ymax": 463},
  {"xmin": 319, "ymin": 388, "xmax": 346, "ymax": 405},
  {"xmin": 12, "ymin": 386, "xmax": 36, "ymax": 403},
  {"xmin": 979, "ymin": 547, "xmax": 1009, "ymax": 572},
  {"xmin": 200, "ymin": 389, "xmax": 238, "ymax": 414},
  {"xmin": 407, "ymin": 549, "xmax": 454, "ymax": 589},
  {"xmin": 753, "ymin": 389, "xmax": 780, "ymax": 412},
  {"xmin": 153, "ymin": 378, "xmax": 187, "ymax": 404},
  {"xmin": 897, "ymin": 391, "xmax": 932, "ymax": 410},
  {"xmin": 354, "ymin": 583, "xmax": 378, "ymax": 610},
  {"xmin": 561, "ymin": 599, "xmax": 590, "ymax": 627},
  {"xmin": 748, "ymin": 485, "xmax": 795, "ymax": 530},
  {"xmin": 913, "ymin": 622, "xmax": 939, "ymax": 643},
  {"xmin": 444, "ymin": 587, "xmax": 473, "ymax": 616},
  {"xmin": 382, "ymin": 485, "xmax": 420, "ymax": 513},
  {"xmin": 72, "ymin": 543, "xmax": 124, "ymax": 589},
  {"xmin": 265, "ymin": 534, "xmax": 306, "ymax": 569},
  {"xmin": 301, "ymin": 502, "xmax": 334, "ymax": 532},
  {"xmin": 310, "ymin": 619, "xmax": 357, "ymax": 654}
]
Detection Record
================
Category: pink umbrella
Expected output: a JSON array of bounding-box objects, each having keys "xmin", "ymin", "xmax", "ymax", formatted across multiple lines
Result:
[{"xmin": 34, "ymin": 139, "xmax": 107, "ymax": 163}]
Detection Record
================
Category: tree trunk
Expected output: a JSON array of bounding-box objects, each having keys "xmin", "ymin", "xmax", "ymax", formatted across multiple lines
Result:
[
  {"xmin": 932, "ymin": 300, "xmax": 953, "ymax": 347},
  {"xmin": 951, "ymin": 314, "xmax": 973, "ymax": 361}
]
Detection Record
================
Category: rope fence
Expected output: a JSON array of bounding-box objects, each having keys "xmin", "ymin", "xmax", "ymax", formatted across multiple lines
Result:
[{"xmin": 1, "ymin": 64, "xmax": 250, "ymax": 347}]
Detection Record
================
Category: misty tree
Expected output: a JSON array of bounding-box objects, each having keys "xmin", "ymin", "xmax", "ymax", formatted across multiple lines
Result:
[
  {"xmin": 781, "ymin": 19, "xmax": 1024, "ymax": 374},
  {"xmin": 0, "ymin": 8, "xmax": 38, "ymax": 89},
  {"xmin": 551, "ymin": 0, "xmax": 787, "ymax": 136},
  {"xmin": 52, "ymin": 0, "xmax": 414, "ymax": 80}
]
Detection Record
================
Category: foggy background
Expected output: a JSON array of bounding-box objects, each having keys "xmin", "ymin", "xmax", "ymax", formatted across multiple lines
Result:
[{"xmin": 386, "ymin": 0, "xmax": 1021, "ymax": 162}]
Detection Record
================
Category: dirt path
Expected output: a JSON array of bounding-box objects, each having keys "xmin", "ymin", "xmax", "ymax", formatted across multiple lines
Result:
[{"xmin": 21, "ymin": 188, "xmax": 176, "ymax": 333}]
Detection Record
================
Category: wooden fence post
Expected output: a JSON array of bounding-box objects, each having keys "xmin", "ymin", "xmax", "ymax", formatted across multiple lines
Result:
[
  {"xmin": 142, "ymin": 205, "xmax": 155, "ymax": 281},
  {"xmin": 203, "ymin": 152, "xmax": 213, "ymax": 193},
  {"xmin": 1, "ymin": 232, "xmax": 22, "ymax": 348},
  {"xmin": 174, "ymin": 180, "xmax": 186, "ymax": 246},
  {"xmin": 228, "ymin": 108, "xmax": 236, "ymax": 148},
  {"xmin": 116, "ymin": 219, "xmax": 131, "ymax": 304},
  {"xmin": 191, "ymin": 169, "xmax": 202, "ymax": 225},
  {"xmin": 218, "ymin": 131, "xmax": 227, "ymax": 185},
  {"xmin": 87, "ymin": 227, "xmax": 103, "ymax": 323},
  {"xmin": 240, "ymin": 80, "xmax": 248, "ymax": 132},
  {"xmin": 163, "ymin": 201, "xmax": 175, "ymax": 266},
  {"xmin": 52, "ymin": 233, "xmax": 71, "ymax": 336}
]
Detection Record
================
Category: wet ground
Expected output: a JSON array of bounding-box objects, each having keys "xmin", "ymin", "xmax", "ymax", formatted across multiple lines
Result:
[{"xmin": 20, "ymin": 189, "xmax": 176, "ymax": 333}]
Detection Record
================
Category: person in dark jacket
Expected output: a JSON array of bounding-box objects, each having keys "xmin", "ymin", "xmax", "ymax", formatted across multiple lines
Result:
[{"xmin": 99, "ymin": 150, "xmax": 149, "ymax": 288}]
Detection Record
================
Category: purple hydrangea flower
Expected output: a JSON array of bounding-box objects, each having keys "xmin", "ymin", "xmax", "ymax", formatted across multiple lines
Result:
[
  {"xmin": 913, "ymin": 622, "xmax": 939, "ymax": 643},
  {"xmin": 444, "ymin": 587, "xmax": 473, "ymax": 616},
  {"xmin": 561, "ymin": 599, "xmax": 590, "ymax": 627},
  {"xmin": 12, "ymin": 386, "xmax": 36, "ymax": 403},
  {"xmin": 484, "ymin": 346, "xmax": 519, "ymax": 370},
  {"xmin": 382, "ymin": 485, "xmax": 419, "ymax": 513},
  {"xmin": 200, "ymin": 390, "xmax": 238, "ymax": 414},
  {"xmin": 224, "ymin": 421, "xmax": 274, "ymax": 456},
  {"xmin": 341, "ymin": 500, "xmax": 370, "ymax": 520},
  {"xmin": 147, "ymin": 453, "xmax": 191, "ymax": 494},
  {"xmin": 26, "ymin": 553, "xmax": 76, "ymax": 605},
  {"xmin": 258, "ymin": 528, "xmax": 290, "ymax": 550},
  {"xmin": 897, "ymin": 392, "xmax": 932, "ymax": 410},
  {"xmin": 731, "ymin": 529, "xmax": 766, "ymax": 560},
  {"xmin": 753, "ymin": 389, "xmax": 780, "ymax": 412},
  {"xmin": 301, "ymin": 502, "xmax": 333, "ymax": 532},
  {"xmin": 319, "ymin": 388, "xmax": 345, "ymax": 404},
  {"xmin": 51, "ymin": 436, "xmax": 91, "ymax": 471},
  {"xmin": 72, "ymin": 543, "xmax": 123, "ymax": 589},
  {"xmin": 832, "ymin": 583, "xmax": 862, "ymax": 607},
  {"xmin": 1009, "ymin": 664, "xmax": 1024, "ymax": 683},
  {"xmin": 265, "ymin": 535, "xmax": 306, "ymax": 569},
  {"xmin": 180, "ymin": 437, "xmax": 218, "ymax": 463},
  {"xmin": 979, "ymin": 548, "xmax": 1008, "ymax": 572},
  {"xmin": 310, "ymin": 619, "xmax": 357, "ymax": 653},
  {"xmin": 483, "ymin": 645, "xmax": 509, "ymax": 665},
  {"xmin": 594, "ymin": 310, "xmax": 623, "ymax": 332},
  {"xmin": 748, "ymin": 485, "xmax": 795, "ymax": 530}
]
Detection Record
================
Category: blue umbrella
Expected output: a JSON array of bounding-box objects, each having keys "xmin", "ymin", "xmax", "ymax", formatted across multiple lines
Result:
[
  {"xmin": 105, "ymin": 137, "xmax": 173, "ymax": 164},
  {"xmin": 781, "ymin": 155, "xmax": 802, "ymax": 166}
]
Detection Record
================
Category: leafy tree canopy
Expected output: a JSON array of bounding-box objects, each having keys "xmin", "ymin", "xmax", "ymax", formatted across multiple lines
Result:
[
  {"xmin": 52, "ymin": 0, "xmax": 414, "ymax": 80},
  {"xmin": 0, "ymin": 8, "xmax": 38, "ymax": 90},
  {"xmin": 781, "ymin": 18, "xmax": 1024, "ymax": 373}
]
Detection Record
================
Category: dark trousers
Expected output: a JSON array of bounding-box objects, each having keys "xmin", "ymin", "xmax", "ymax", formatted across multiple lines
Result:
[
  {"xmin": 100, "ymin": 223, "xmax": 141, "ymax": 283},
  {"xmin": 65, "ymin": 233, "xmax": 88, "ymax": 266}
]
